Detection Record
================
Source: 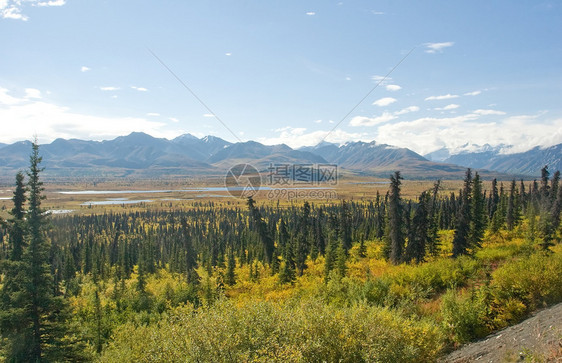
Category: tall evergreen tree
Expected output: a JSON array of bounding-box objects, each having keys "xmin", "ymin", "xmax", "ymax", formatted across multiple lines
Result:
[
  {"xmin": 468, "ymin": 172, "xmax": 486, "ymax": 250},
  {"xmin": 0, "ymin": 140, "xmax": 84, "ymax": 361},
  {"xmin": 225, "ymin": 248, "xmax": 236, "ymax": 286},
  {"xmin": 488, "ymin": 178, "xmax": 499, "ymax": 221},
  {"xmin": 9, "ymin": 171, "xmax": 27, "ymax": 261},
  {"xmin": 387, "ymin": 171, "xmax": 404, "ymax": 264},
  {"xmin": 540, "ymin": 165, "xmax": 550, "ymax": 201},
  {"xmin": 506, "ymin": 179, "xmax": 521, "ymax": 231},
  {"xmin": 426, "ymin": 180, "xmax": 441, "ymax": 256},
  {"xmin": 247, "ymin": 197, "xmax": 275, "ymax": 265},
  {"xmin": 405, "ymin": 191, "xmax": 430, "ymax": 263},
  {"xmin": 180, "ymin": 217, "xmax": 199, "ymax": 284},
  {"xmin": 452, "ymin": 169, "xmax": 472, "ymax": 257}
]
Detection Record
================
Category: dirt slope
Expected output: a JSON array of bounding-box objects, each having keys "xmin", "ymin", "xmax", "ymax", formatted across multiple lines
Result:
[{"xmin": 443, "ymin": 303, "xmax": 562, "ymax": 362}]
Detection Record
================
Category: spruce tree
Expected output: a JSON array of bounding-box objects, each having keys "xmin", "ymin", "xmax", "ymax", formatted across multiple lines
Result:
[
  {"xmin": 387, "ymin": 171, "xmax": 404, "ymax": 264},
  {"xmin": 225, "ymin": 248, "xmax": 236, "ymax": 286},
  {"xmin": 180, "ymin": 217, "xmax": 199, "ymax": 284},
  {"xmin": 506, "ymin": 179, "xmax": 521, "ymax": 231},
  {"xmin": 452, "ymin": 169, "xmax": 472, "ymax": 257},
  {"xmin": 247, "ymin": 197, "xmax": 274, "ymax": 265},
  {"xmin": 9, "ymin": 171, "xmax": 27, "ymax": 261},
  {"xmin": 468, "ymin": 172, "xmax": 486, "ymax": 250},
  {"xmin": 426, "ymin": 180, "xmax": 441, "ymax": 256},
  {"xmin": 405, "ymin": 191, "xmax": 430, "ymax": 263},
  {"xmin": 0, "ymin": 140, "xmax": 85, "ymax": 361}
]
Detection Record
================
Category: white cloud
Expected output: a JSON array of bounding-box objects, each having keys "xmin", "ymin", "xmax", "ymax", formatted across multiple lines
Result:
[
  {"xmin": 260, "ymin": 127, "xmax": 365, "ymax": 149},
  {"xmin": 371, "ymin": 75, "xmax": 392, "ymax": 83},
  {"xmin": 1, "ymin": 6, "xmax": 28, "ymax": 20},
  {"xmin": 350, "ymin": 105, "xmax": 419, "ymax": 127},
  {"xmin": 425, "ymin": 94, "xmax": 459, "ymax": 101},
  {"xmin": 0, "ymin": 87, "xmax": 174, "ymax": 144},
  {"xmin": 373, "ymin": 97, "xmax": 397, "ymax": 107},
  {"xmin": 99, "ymin": 86, "xmax": 120, "ymax": 91},
  {"xmin": 306, "ymin": 11, "xmax": 315, "ymax": 15},
  {"xmin": 203, "ymin": 113, "xmax": 215, "ymax": 118},
  {"xmin": 394, "ymin": 106, "xmax": 420, "ymax": 115},
  {"xmin": 345, "ymin": 77, "xmax": 351, "ymax": 81},
  {"xmin": 473, "ymin": 109, "xmax": 506, "ymax": 116},
  {"xmin": 146, "ymin": 112, "xmax": 160, "ymax": 117},
  {"xmin": 373, "ymin": 111, "xmax": 562, "ymax": 155},
  {"xmin": 225, "ymin": 52, "xmax": 232, "ymax": 56},
  {"xmin": 386, "ymin": 84, "xmax": 402, "ymax": 92},
  {"xmin": 464, "ymin": 90, "xmax": 481, "ymax": 96},
  {"xmin": 314, "ymin": 119, "xmax": 322, "ymax": 124},
  {"xmin": 131, "ymin": 86, "xmax": 148, "ymax": 92},
  {"xmin": 80, "ymin": 66, "xmax": 91, "ymax": 72},
  {"xmin": 24, "ymin": 88, "xmax": 42, "ymax": 99},
  {"xmin": 435, "ymin": 104, "xmax": 460, "ymax": 111},
  {"xmin": 424, "ymin": 41, "xmax": 454, "ymax": 54},
  {"xmin": 0, "ymin": 87, "xmax": 23, "ymax": 105},
  {"xmin": 2, "ymin": 0, "xmax": 66, "ymax": 20},
  {"xmin": 350, "ymin": 112, "xmax": 397, "ymax": 127},
  {"xmin": 372, "ymin": 11, "xmax": 385, "ymax": 15},
  {"xmin": 169, "ymin": 117, "xmax": 179, "ymax": 123},
  {"xmin": 37, "ymin": 0, "xmax": 65, "ymax": 6}
]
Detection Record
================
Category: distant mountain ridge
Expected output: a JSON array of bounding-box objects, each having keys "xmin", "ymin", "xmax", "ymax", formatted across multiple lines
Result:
[
  {"xmin": 424, "ymin": 143, "xmax": 562, "ymax": 176},
  {"xmin": 301, "ymin": 141, "xmax": 476, "ymax": 179},
  {"xmin": 0, "ymin": 133, "xmax": 558, "ymax": 179},
  {"xmin": 0, "ymin": 133, "xmax": 326, "ymax": 178}
]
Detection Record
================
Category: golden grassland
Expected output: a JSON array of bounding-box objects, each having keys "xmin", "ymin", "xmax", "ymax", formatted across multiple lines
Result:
[{"xmin": 0, "ymin": 175, "xmax": 468, "ymax": 219}]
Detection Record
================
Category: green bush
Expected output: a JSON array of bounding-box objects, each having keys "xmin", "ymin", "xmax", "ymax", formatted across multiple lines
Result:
[
  {"xmin": 100, "ymin": 298, "xmax": 445, "ymax": 362},
  {"xmin": 492, "ymin": 252, "xmax": 562, "ymax": 311},
  {"xmin": 440, "ymin": 289, "xmax": 490, "ymax": 344}
]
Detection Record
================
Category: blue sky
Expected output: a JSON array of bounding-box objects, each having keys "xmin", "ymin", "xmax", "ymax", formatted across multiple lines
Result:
[{"xmin": 1, "ymin": 0, "xmax": 561, "ymax": 155}]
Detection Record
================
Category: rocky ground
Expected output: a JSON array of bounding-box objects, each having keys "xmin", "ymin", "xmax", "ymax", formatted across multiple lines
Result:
[{"xmin": 443, "ymin": 303, "xmax": 562, "ymax": 362}]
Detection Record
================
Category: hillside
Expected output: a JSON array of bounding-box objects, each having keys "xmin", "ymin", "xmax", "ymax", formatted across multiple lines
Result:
[{"xmin": 443, "ymin": 303, "xmax": 562, "ymax": 362}]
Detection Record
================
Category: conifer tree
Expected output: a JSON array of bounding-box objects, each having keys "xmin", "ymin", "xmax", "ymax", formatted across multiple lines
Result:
[
  {"xmin": 335, "ymin": 242, "xmax": 347, "ymax": 277},
  {"xmin": 551, "ymin": 170, "xmax": 560, "ymax": 203},
  {"xmin": 452, "ymin": 169, "xmax": 472, "ymax": 257},
  {"xmin": 540, "ymin": 165, "xmax": 550, "ymax": 201},
  {"xmin": 225, "ymin": 248, "xmax": 236, "ymax": 286},
  {"xmin": 468, "ymin": 172, "xmax": 486, "ymax": 250},
  {"xmin": 551, "ymin": 182, "xmax": 562, "ymax": 231},
  {"xmin": 506, "ymin": 179, "xmax": 521, "ymax": 231},
  {"xmin": 180, "ymin": 217, "xmax": 199, "ymax": 284},
  {"xmin": 387, "ymin": 171, "xmax": 404, "ymax": 264},
  {"xmin": 9, "ymin": 171, "xmax": 27, "ymax": 261},
  {"xmin": 247, "ymin": 197, "xmax": 275, "ymax": 265},
  {"xmin": 427, "ymin": 180, "xmax": 441, "ymax": 256},
  {"xmin": 488, "ymin": 178, "xmax": 499, "ymax": 221},
  {"xmin": 405, "ymin": 191, "xmax": 430, "ymax": 263},
  {"xmin": 0, "ymin": 140, "xmax": 85, "ymax": 361}
]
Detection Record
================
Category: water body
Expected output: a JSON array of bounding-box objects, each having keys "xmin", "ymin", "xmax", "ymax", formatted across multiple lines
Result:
[
  {"xmin": 81, "ymin": 198, "xmax": 154, "ymax": 206},
  {"xmin": 47, "ymin": 209, "xmax": 74, "ymax": 215},
  {"xmin": 61, "ymin": 186, "xmax": 334, "ymax": 195},
  {"xmin": 347, "ymin": 182, "xmax": 388, "ymax": 185}
]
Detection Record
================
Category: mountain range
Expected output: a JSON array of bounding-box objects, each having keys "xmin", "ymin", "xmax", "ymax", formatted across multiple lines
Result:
[
  {"xmin": 0, "ymin": 133, "xmax": 559, "ymax": 180},
  {"xmin": 424, "ymin": 143, "xmax": 562, "ymax": 176}
]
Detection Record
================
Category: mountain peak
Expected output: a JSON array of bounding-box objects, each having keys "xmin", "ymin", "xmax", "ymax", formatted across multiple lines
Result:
[{"xmin": 173, "ymin": 133, "xmax": 199, "ymax": 142}]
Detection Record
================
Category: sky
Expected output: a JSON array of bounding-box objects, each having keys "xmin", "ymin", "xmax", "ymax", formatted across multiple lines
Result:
[{"xmin": 1, "ymin": 0, "xmax": 561, "ymax": 155}]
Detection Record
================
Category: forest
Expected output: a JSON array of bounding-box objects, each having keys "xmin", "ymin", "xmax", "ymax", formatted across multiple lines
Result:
[{"xmin": 1, "ymin": 143, "xmax": 562, "ymax": 362}]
